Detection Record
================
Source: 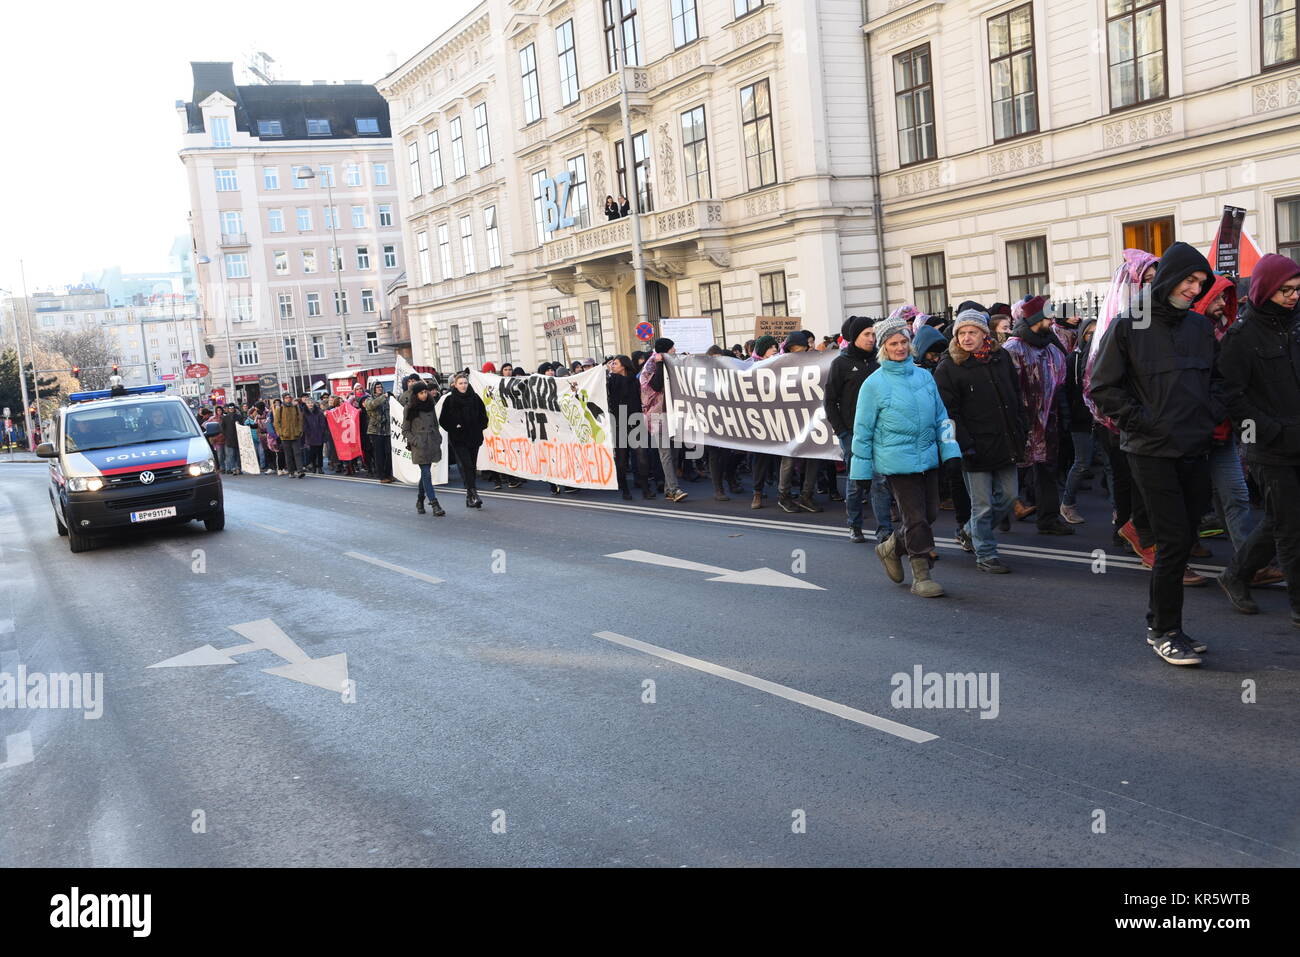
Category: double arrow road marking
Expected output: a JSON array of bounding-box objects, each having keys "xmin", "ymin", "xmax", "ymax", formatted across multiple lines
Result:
[
  {"xmin": 605, "ymin": 549, "xmax": 823, "ymax": 590},
  {"xmin": 148, "ymin": 618, "xmax": 349, "ymax": 695}
]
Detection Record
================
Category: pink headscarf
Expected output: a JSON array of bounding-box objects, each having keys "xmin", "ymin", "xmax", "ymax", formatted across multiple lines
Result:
[
  {"xmin": 887, "ymin": 304, "xmax": 921, "ymax": 337},
  {"xmin": 1083, "ymin": 248, "xmax": 1158, "ymax": 431}
]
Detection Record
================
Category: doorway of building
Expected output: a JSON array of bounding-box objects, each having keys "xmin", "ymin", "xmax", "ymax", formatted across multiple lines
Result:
[{"xmin": 625, "ymin": 280, "xmax": 670, "ymax": 341}]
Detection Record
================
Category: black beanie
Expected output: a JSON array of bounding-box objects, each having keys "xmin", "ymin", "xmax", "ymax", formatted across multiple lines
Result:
[
  {"xmin": 783, "ymin": 330, "xmax": 812, "ymax": 350},
  {"xmin": 843, "ymin": 316, "xmax": 873, "ymax": 345},
  {"xmin": 956, "ymin": 299, "xmax": 986, "ymax": 316},
  {"xmin": 753, "ymin": 335, "xmax": 779, "ymax": 357},
  {"xmin": 654, "ymin": 337, "xmax": 674, "ymax": 354}
]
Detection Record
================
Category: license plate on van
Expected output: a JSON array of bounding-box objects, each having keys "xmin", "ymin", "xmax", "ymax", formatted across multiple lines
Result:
[{"xmin": 130, "ymin": 506, "xmax": 177, "ymax": 523}]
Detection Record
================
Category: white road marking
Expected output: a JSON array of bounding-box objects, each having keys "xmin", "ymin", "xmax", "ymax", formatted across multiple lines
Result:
[
  {"xmin": 606, "ymin": 548, "xmax": 823, "ymax": 590},
  {"xmin": 0, "ymin": 730, "xmax": 34, "ymax": 770},
  {"xmin": 343, "ymin": 550, "xmax": 445, "ymax": 584},
  {"xmin": 149, "ymin": 619, "xmax": 350, "ymax": 694},
  {"xmin": 249, "ymin": 522, "xmax": 290, "ymax": 534},
  {"xmin": 593, "ymin": 631, "xmax": 937, "ymax": 744}
]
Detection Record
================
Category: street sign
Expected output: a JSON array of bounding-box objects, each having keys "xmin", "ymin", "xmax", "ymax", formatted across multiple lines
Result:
[
  {"xmin": 635, "ymin": 321, "xmax": 655, "ymax": 342},
  {"xmin": 233, "ymin": 374, "xmax": 259, "ymax": 384},
  {"xmin": 185, "ymin": 363, "xmax": 210, "ymax": 378},
  {"xmin": 160, "ymin": 374, "xmax": 177, "ymax": 381}
]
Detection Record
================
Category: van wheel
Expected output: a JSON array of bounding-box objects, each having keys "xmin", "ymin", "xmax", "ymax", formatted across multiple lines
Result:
[
  {"xmin": 68, "ymin": 525, "xmax": 94, "ymax": 553},
  {"xmin": 204, "ymin": 507, "xmax": 225, "ymax": 532}
]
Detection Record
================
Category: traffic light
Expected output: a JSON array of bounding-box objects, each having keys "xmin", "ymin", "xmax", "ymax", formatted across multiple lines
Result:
[
  {"xmin": 111, "ymin": 364, "xmax": 119, "ymax": 376},
  {"xmin": 71, "ymin": 365, "xmax": 82, "ymax": 382}
]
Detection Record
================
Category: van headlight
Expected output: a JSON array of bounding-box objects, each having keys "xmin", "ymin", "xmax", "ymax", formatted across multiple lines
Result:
[
  {"xmin": 67, "ymin": 476, "xmax": 104, "ymax": 492},
  {"xmin": 188, "ymin": 458, "xmax": 216, "ymax": 476}
]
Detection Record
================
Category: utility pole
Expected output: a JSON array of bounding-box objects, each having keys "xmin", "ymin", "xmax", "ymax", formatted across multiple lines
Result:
[
  {"xmin": 18, "ymin": 260, "xmax": 40, "ymax": 445},
  {"xmin": 4, "ymin": 282, "xmax": 35, "ymax": 450},
  {"xmin": 611, "ymin": 24, "xmax": 649, "ymax": 349}
]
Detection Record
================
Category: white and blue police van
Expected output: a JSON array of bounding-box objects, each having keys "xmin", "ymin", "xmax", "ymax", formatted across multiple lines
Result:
[{"xmin": 36, "ymin": 383, "xmax": 224, "ymax": 553}]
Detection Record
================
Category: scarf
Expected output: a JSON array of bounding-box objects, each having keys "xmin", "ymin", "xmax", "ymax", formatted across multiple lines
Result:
[
  {"xmin": 1011, "ymin": 317, "xmax": 1065, "ymax": 353},
  {"xmin": 970, "ymin": 335, "xmax": 994, "ymax": 364},
  {"xmin": 404, "ymin": 394, "xmax": 436, "ymax": 424}
]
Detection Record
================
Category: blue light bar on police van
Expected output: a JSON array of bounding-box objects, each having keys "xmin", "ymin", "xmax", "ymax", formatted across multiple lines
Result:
[{"xmin": 68, "ymin": 384, "xmax": 168, "ymax": 403}]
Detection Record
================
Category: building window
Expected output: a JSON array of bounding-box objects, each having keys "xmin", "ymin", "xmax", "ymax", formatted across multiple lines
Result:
[
  {"xmin": 374, "ymin": 163, "xmax": 389, "ymax": 186},
  {"xmin": 1264, "ymin": 0, "xmax": 1300, "ymax": 69},
  {"xmin": 911, "ymin": 252, "xmax": 948, "ymax": 315},
  {"xmin": 211, "ymin": 116, "xmax": 231, "ymax": 147},
  {"xmin": 366, "ymin": 330, "xmax": 380, "ymax": 354},
  {"xmin": 459, "ymin": 216, "xmax": 477, "ymax": 273},
  {"xmin": 484, "ymin": 206, "xmax": 503, "ymax": 268},
  {"xmin": 236, "ymin": 341, "xmax": 259, "ymax": 365},
  {"xmin": 988, "ymin": 4, "xmax": 1038, "ymax": 141},
  {"xmin": 1006, "ymin": 237, "xmax": 1049, "ymax": 302},
  {"xmin": 759, "ymin": 271, "xmax": 788, "ymax": 316},
  {"xmin": 498, "ymin": 317, "xmax": 512, "ymax": 360},
  {"xmin": 557, "ymin": 20, "xmax": 580, "ymax": 106},
  {"xmin": 356, "ymin": 246, "xmax": 370, "ymax": 269},
  {"xmin": 361, "ymin": 289, "xmax": 376, "ymax": 313},
  {"xmin": 293, "ymin": 166, "xmax": 309, "ymax": 189},
  {"xmin": 584, "ymin": 301, "xmax": 605, "ymax": 357},
  {"xmin": 681, "ymin": 105, "xmax": 711, "ymax": 200},
  {"xmin": 427, "ymin": 131, "xmax": 444, "ymax": 189},
  {"xmin": 531, "ymin": 169, "xmax": 549, "ymax": 245},
  {"xmin": 673, "ymin": 0, "xmax": 699, "ymax": 47},
  {"xmin": 1107, "ymin": 0, "xmax": 1166, "ymax": 111},
  {"xmin": 302, "ymin": 249, "xmax": 317, "ymax": 274},
  {"xmin": 1122, "ymin": 215, "xmax": 1174, "ymax": 256},
  {"xmin": 378, "ymin": 204, "xmax": 393, "ymax": 227},
  {"xmin": 700, "ymin": 281, "xmax": 724, "ymax": 343},
  {"xmin": 734, "ymin": 0, "xmax": 762, "ymax": 17},
  {"xmin": 257, "ymin": 119, "xmax": 283, "ymax": 137},
  {"xmin": 351, "ymin": 206, "xmax": 366, "ymax": 228},
  {"xmin": 214, "ymin": 169, "xmax": 238, "ymax": 192},
  {"xmin": 263, "ymin": 166, "xmax": 279, "ymax": 190},
  {"xmin": 273, "ymin": 250, "xmax": 289, "ymax": 276},
  {"xmin": 438, "ymin": 224, "xmax": 453, "ymax": 278},
  {"xmin": 450, "ymin": 116, "xmax": 467, "ymax": 179},
  {"xmin": 603, "ymin": 0, "xmax": 642, "ymax": 69},
  {"xmin": 474, "ymin": 103, "xmax": 492, "ymax": 167},
  {"xmin": 307, "ymin": 293, "xmax": 321, "ymax": 317},
  {"xmin": 547, "ymin": 306, "xmax": 566, "ymax": 362},
  {"xmin": 473, "ymin": 320, "xmax": 487, "ymax": 366},
  {"xmin": 334, "ymin": 290, "xmax": 349, "ymax": 315},
  {"xmin": 284, "ymin": 336, "xmax": 299, "ymax": 362},
  {"xmin": 345, "ymin": 164, "xmax": 362, "ymax": 187},
  {"xmin": 296, "ymin": 207, "xmax": 312, "ymax": 231},
  {"xmin": 221, "ymin": 210, "xmax": 243, "ymax": 236},
  {"xmin": 311, "ymin": 334, "xmax": 326, "ymax": 359},
  {"xmin": 567, "ymin": 154, "xmax": 591, "ymax": 228},
  {"xmin": 1278, "ymin": 196, "xmax": 1300, "ymax": 261},
  {"xmin": 450, "ymin": 324, "xmax": 465, "ymax": 370},
  {"xmin": 615, "ymin": 133, "xmax": 654, "ymax": 212},
  {"xmin": 417, "ymin": 231, "xmax": 431, "ymax": 285},
  {"xmin": 277, "ymin": 293, "xmax": 294, "ymax": 319},
  {"xmin": 356, "ymin": 117, "xmax": 380, "ymax": 135},
  {"xmin": 383, "ymin": 244, "xmax": 397, "ymax": 269},
  {"xmin": 603, "ymin": 0, "xmax": 618, "ymax": 72},
  {"xmin": 224, "ymin": 254, "xmax": 248, "ymax": 279},
  {"xmin": 268, "ymin": 209, "xmax": 284, "ymax": 233},
  {"xmin": 621, "ymin": 0, "xmax": 642, "ymax": 66},
  {"xmin": 894, "ymin": 45, "xmax": 936, "ymax": 166},
  {"xmin": 307, "ymin": 118, "xmax": 331, "ymax": 136},
  {"xmin": 519, "ymin": 44, "xmax": 542, "ymax": 125},
  {"xmin": 408, "ymin": 142, "xmax": 422, "ymax": 196},
  {"xmin": 324, "ymin": 206, "xmax": 339, "ymax": 229},
  {"xmin": 328, "ymin": 246, "xmax": 344, "ymax": 272},
  {"xmin": 740, "ymin": 79, "xmax": 777, "ymax": 188}
]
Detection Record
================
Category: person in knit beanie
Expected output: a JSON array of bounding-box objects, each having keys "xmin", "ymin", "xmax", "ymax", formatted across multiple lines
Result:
[{"xmin": 752, "ymin": 335, "xmax": 780, "ymax": 360}]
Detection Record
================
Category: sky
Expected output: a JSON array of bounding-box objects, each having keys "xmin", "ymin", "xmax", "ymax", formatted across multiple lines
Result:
[{"xmin": 0, "ymin": 0, "xmax": 477, "ymax": 296}]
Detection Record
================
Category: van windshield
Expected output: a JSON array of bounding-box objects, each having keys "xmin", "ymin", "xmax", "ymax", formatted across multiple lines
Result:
[{"xmin": 64, "ymin": 402, "xmax": 201, "ymax": 453}]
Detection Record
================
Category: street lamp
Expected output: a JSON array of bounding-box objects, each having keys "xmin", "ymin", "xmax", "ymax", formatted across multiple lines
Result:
[
  {"xmin": 195, "ymin": 255, "xmax": 235, "ymax": 402},
  {"xmin": 295, "ymin": 166, "xmax": 352, "ymax": 376}
]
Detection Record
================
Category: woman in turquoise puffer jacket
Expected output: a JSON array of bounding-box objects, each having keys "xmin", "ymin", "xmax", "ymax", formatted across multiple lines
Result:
[{"xmin": 850, "ymin": 316, "xmax": 961, "ymax": 597}]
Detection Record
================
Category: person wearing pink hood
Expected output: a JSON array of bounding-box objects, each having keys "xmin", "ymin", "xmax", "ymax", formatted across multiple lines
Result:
[{"xmin": 1216, "ymin": 253, "xmax": 1300, "ymax": 622}]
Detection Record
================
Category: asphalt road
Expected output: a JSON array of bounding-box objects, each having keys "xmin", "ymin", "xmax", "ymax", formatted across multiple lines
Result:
[{"xmin": 1, "ymin": 460, "xmax": 1296, "ymax": 867}]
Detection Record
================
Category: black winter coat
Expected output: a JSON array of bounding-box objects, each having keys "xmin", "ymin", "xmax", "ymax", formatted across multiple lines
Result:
[
  {"xmin": 824, "ymin": 344, "xmax": 878, "ymax": 437},
  {"xmin": 607, "ymin": 372, "xmax": 642, "ymax": 446},
  {"xmin": 437, "ymin": 389, "xmax": 488, "ymax": 447},
  {"xmin": 933, "ymin": 338, "xmax": 1027, "ymax": 472},
  {"xmin": 1217, "ymin": 300, "xmax": 1300, "ymax": 466}
]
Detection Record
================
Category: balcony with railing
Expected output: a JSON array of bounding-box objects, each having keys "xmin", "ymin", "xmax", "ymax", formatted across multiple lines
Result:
[
  {"xmin": 219, "ymin": 232, "xmax": 249, "ymax": 248},
  {"xmin": 574, "ymin": 67, "xmax": 651, "ymax": 126},
  {"xmin": 540, "ymin": 198, "xmax": 725, "ymax": 270}
]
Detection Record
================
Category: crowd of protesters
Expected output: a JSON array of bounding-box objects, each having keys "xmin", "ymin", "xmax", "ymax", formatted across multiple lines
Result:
[{"xmin": 194, "ymin": 242, "xmax": 1300, "ymax": 668}]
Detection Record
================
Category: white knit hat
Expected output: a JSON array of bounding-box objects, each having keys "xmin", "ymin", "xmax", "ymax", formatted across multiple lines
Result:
[
  {"xmin": 952, "ymin": 308, "xmax": 991, "ymax": 336},
  {"xmin": 873, "ymin": 315, "xmax": 911, "ymax": 349}
]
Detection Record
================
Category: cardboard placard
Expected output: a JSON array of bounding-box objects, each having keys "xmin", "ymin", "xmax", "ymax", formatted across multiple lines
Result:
[{"xmin": 753, "ymin": 315, "xmax": 803, "ymax": 342}]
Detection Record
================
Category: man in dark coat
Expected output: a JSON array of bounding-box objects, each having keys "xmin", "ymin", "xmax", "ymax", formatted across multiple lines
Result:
[
  {"xmin": 825, "ymin": 317, "xmax": 877, "ymax": 542},
  {"xmin": 1216, "ymin": 253, "xmax": 1300, "ymax": 620},
  {"xmin": 1091, "ymin": 241, "xmax": 1219, "ymax": 666},
  {"xmin": 219, "ymin": 405, "xmax": 241, "ymax": 473},
  {"xmin": 935, "ymin": 309, "xmax": 1026, "ymax": 572}
]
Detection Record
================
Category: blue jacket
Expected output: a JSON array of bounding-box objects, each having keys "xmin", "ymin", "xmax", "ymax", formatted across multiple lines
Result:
[{"xmin": 850, "ymin": 355, "xmax": 960, "ymax": 480}]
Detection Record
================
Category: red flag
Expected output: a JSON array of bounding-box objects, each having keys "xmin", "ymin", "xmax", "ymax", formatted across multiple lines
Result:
[{"xmin": 326, "ymin": 403, "xmax": 362, "ymax": 460}]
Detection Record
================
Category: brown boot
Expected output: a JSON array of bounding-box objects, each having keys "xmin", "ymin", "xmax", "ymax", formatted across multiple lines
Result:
[
  {"xmin": 875, "ymin": 534, "xmax": 905, "ymax": 583},
  {"xmin": 909, "ymin": 556, "xmax": 945, "ymax": 598},
  {"xmin": 751, "ymin": 491, "xmax": 764, "ymax": 509}
]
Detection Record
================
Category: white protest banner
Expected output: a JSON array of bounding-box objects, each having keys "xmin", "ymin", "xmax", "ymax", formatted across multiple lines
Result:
[
  {"xmin": 471, "ymin": 365, "xmax": 617, "ymax": 489},
  {"xmin": 660, "ymin": 316, "xmax": 715, "ymax": 354},
  {"xmin": 664, "ymin": 351, "xmax": 839, "ymax": 460},
  {"xmin": 236, "ymin": 425, "xmax": 261, "ymax": 474},
  {"xmin": 391, "ymin": 354, "xmax": 448, "ymax": 486}
]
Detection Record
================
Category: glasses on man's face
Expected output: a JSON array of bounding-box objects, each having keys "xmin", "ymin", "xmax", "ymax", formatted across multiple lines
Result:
[{"xmin": 1278, "ymin": 284, "xmax": 1300, "ymax": 299}]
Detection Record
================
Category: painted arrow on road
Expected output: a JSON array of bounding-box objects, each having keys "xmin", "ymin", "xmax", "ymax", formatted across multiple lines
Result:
[
  {"xmin": 604, "ymin": 549, "xmax": 823, "ymax": 590},
  {"xmin": 148, "ymin": 618, "xmax": 349, "ymax": 695}
]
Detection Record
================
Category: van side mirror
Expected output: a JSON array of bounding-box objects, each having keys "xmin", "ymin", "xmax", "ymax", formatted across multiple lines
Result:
[{"xmin": 35, "ymin": 442, "xmax": 56, "ymax": 458}]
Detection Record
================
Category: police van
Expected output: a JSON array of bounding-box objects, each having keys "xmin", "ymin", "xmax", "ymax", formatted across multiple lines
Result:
[{"xmin": 36, "ymin": 384, "xmax": 224, "ymax": 553}]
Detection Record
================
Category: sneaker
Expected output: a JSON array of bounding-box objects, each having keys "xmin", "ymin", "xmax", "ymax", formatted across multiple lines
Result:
[
  {"xmin": 976, "ymin": 557, "xmax": 1011, "ymax": 574},
  {"xmin": 667, "ymin": 489, "xmax": 688, "ymax": 503},
  {"xmin": 828, "ymin": 488, "xmax": 845, "ymax": 503},
  {"xmin": 939, "ymin": 498, "xmax": 954, "ymax": 511},
  {"xmin": 1148, "ymin": 628, "xmax": 1205, "ymax": 660},
  {"xmin": 1037, "ymin": 519, "xmax": 1075, "ymax": 536},
  {"xmin": 1012, "ymin": 499, "xmax": 1037, "ymax": 522},
  {"xmin": 1118, "ymin": 522, "xmax": 1156, "ymax": 567},
  {"xmin": 849, "ymin": 526, "xmax": 867, "ymax": 544},
  {"xmin": 278, "ymin": 469, "xmax": 288, "ymax": 476},
  {"xmin": 1190, "ymin": 541, "xmax": 1212, "ymax": 559},
  {"xmin": 1198, "ymin": 520, "xmax": 1226, "ymax": 539},
  {"xmin": 507, "ymin": 479, "xmax": 524, "ymax": 488},
  {"xmin": 795, "ymin": 497, "xmax": 823, "ymax": 513},
  {"xmin": 1059, "ymin": 504, "xmax": 1085, "ymax": 525},
  {"xmin": 1252, "ymin": 565, "xmax": 1285, "ymax": 587},
  {"xmin": 1216, "ymin": 573, "xmax": 1259, "ymax": 615},
  {"xmin": 561, "ymin": 486, "xmax": 581, "ymax": 494},
  {"xmin": 1182, "ymin": 567, "xmax": 1209, "ymax": 587},
  {"xmin": 955, "ymin": 527, "xmax": 974, "ymax": 554},
  {"xmin": 777, "ymin": 495, "xmax": 798, "ymax": 514}
]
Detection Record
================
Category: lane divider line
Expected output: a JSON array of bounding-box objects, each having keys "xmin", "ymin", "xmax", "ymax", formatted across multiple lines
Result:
[
  {"xmin": 343, "ymin": 550, "xmax": 445, "ymax": 585},
  {"xmin": 592, "ymin": 630, "xmax": 938, "ymax": 744}
]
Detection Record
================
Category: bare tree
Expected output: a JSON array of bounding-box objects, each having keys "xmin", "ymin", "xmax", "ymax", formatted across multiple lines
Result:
[{"xmin": 41, "ymin": 328, "xmax": 124, "ymax": 391}]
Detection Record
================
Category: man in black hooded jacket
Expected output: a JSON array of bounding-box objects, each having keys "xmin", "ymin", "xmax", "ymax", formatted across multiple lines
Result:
[
  {"xmin": 825, "ymin": 316, "xmax": 878, "ymax": 542},
  {"xmin": 1091, "ymin": 241, "xmax": 1220, "ymax": 666}
]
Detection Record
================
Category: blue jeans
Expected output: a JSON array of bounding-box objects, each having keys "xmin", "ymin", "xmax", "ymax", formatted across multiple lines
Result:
[
  {"xmin": 1209, "ymin": 439, "xmax": 1254, "ymax": 550},
  {"xmin": 221, "ymin": 443, "xmax": 239, "ymax": 470},
  {"xmin": 1062, "ymin": 430, "xmax": 1113, "ymax": 507},
  {"xmin": 253, "ymin": 433, "xmax": 267, "ymax": 470},
  {"xmin": 418, "ymin": 463, "xmax": 440, "ymax": 502},
  {"xmin": 838, "ymin": 435, "xmax": 864, "ymax": 528},
  {"xmin": 963, "ymin": 465, "xmax": 1018, "ymax": 560}
]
